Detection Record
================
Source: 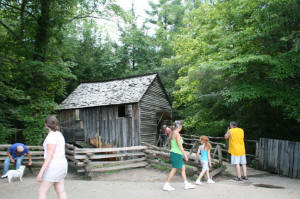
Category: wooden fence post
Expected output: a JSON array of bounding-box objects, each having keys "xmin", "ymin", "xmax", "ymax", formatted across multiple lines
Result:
[
  {"xmin": 84, "ymin": 153, "xmax": 93, "ymax": 178},
  {"xmin": 217, "ymin": 145, "xmax": 223, "ymax": 164},
  {"xmin": 255, "ymin": 141, "xmax": 259, "ymax": 169},
  {"xmin": 189, "ymin": 141, "xmax": 197, "ymax": 159}
]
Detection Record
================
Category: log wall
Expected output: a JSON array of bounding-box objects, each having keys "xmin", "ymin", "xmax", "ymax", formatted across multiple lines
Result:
[
  {"xmin": 139, "ymin": 78, "xmax": 172, "ymax": 145},
  {"xmin": 58, "ymin": 104, "xmax": 140, "ymax": 147}
]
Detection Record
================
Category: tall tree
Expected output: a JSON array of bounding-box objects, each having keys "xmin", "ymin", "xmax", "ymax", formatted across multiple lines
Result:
[
  {"xmin": 172, "ymin": 0, "xmax": 300, "ymax": 140},
  {"xmin": 0, "ymin": 0, "xmax": 121, "ymax": 144}
]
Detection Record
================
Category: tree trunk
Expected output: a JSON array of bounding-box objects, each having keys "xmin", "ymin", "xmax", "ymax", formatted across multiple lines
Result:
[{"xmin": 34, "ymin": 0, "xmax": 52, "ymax": 60}]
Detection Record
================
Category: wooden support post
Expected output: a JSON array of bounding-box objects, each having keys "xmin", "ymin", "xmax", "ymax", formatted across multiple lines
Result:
[
  {"xmin": 212, "ymin": 144, "xmax": 218, "ymax": 159},
  {"xmin": 189, "ymin": 141, "xmax": 197, "ymax": 159},
  {"xmin": 217, "ymin": 145, "xmax": 223, "ymax": 164},
  {"xmin": 84, "ymin": 153, "xmax": 93, "ymax": 178}
]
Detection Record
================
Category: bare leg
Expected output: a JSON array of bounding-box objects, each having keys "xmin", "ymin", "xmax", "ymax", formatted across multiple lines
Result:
[
  {"xmin": 181, "ymin": 166, "xmax": 187, "ymax": 182},
  {"xmin": 206, "ymin": 170, "xmax": 210, "ymax": 180},
  {"xmin": 167, "ymin": 168, "xmax": 177, "ymax": 182},
  {"xmin": 54, "ymin": 179, "xmax": 67, "ymax": 199},
  {"xmin": 236, "ymin": 164, "xmax": 241, "ymax": 178},
  {"xmin": 242, "ymin": 164, "xmax": 247, "ymax": 177},
  {"xmin": 197, "ymin": 170, "xmax": 206, "ymax": 181},
  {"xmin": 38, "ymin": 181, "xmax": 53, "ymax": 199}
]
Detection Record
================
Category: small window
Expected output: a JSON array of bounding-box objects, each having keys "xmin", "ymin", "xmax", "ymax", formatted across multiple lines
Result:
[{"xmin": 118, "ymin": 104, "xmax": 127, "ymax": 117}]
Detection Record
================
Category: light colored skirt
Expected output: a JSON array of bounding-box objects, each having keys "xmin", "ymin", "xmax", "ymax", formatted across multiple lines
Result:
[{"xmin": 43, "ymin": 163, "xmax": 68, "ymax": 182}]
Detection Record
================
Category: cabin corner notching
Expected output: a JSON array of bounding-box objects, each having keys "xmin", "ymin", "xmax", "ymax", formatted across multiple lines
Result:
[{"xmin": 57, "ymin": 73, "xmax": 172, "ymax": 147}]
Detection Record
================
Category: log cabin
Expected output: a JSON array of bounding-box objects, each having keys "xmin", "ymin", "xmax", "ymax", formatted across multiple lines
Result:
[{"xmin": 57, "ymin": 73, "xmax": 172, "ymax": 147}]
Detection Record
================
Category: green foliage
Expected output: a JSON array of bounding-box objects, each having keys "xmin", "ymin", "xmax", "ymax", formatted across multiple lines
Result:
[
  {"xmin": 1, "ymin": 0, "xmax": 299, "ymax": 144},
  {"xmin": 171, "ymin": 0, "xmax": 300, "ymax": 140},
  {"xmin": 0, "ymin": 0, "xmax": 121, "ymax": 144}
]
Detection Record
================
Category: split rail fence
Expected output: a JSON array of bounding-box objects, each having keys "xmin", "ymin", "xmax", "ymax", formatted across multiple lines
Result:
[
  {"xmin": 156, "ymin": 133, "xmax": 259, "ymax": 167},
  {"xmin": 65, "ymin": 144, "xmax": 148, "ymax": 176},
  {"xmin": 143, "ymin": 142, "xmax": 225, "ymax": 178}
]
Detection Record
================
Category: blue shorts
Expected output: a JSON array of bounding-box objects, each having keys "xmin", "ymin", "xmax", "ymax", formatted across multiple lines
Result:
[
  {"xmin": 201, "ymin": 161, "xmax": 209, "ymax": 171},
  {"xmin": 231, "ymin": 155, "xmax": 247, "ymax": 165}
]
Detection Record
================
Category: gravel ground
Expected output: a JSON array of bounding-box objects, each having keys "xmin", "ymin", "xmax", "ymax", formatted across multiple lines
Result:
[{"xmin": 1, "ymin": 167, "xmax": 300, "ymax": 199}]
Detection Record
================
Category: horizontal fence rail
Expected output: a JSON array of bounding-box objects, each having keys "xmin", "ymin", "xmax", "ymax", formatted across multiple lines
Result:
[
  {"xmin": 142, "ymin": 142, "xmax": 225, "ymax": 178},
  {"xmin": 65, "ymin": 143, "xmax": 148, "ymax": 175},
  {"xmin": 157, "ymin": 133, "xmax": 259, "ymax": 167}
]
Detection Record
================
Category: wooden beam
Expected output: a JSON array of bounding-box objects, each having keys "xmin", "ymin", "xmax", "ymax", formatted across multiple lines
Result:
[
  {"xmin": 90, "ymin": 161, "xmax": 148, "ymax": 172},
  {"xmin": 75, "ymin": 146, "xmax": 147, "ymax": 154}
]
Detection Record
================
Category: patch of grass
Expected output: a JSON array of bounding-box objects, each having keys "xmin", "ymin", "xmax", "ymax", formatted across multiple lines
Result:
[{"xmin": 151, "ymin": 163, "xmax": 171, "ymax": 172}]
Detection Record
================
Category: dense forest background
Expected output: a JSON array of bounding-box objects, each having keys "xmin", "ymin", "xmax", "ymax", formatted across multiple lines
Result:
[{"xmin": 0, "ymin": 0, "xmax": 299, "ymax": 145}]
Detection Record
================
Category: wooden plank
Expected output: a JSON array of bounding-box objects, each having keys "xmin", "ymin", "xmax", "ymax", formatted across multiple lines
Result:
[
  {"xmin": 142, "ymin": 142, "xmax": 170, "ymax": 153},
  {"xmin": 112, "ymin": 119, "xmax": 116, "ymax": 146},
  {"xmin": 282, "ymin": 140, "xmax": 289, "ymax": 176},
  {"xmin": 74, "ymin": 152, "xmax": 146, "ymax": 160},
  {"xmin": 217, "ymin": 144, "xmax": 223, "ymax": 164},
  {"xmin": 263, "ymin": 138, "xmax": 268, "ymax": 170},
  {"xmin": 258, "ymin": 138, "xmax": 262, "ymax": 169},
  {"xmin": 116, "ymin": 119, "xmax": 121, "ymax": 147},
  {"xmin": 274, "ymin": 139, "xmax": 279, "ymax": 173},
  {"xmin": 109, "ymin": 119, "xmax": 113, "ymax": 145},
  {"xmin": 87, "ymin": 157, "xmax": 147, "ymax": 167},
  {"xmin": 90, "ymin": 161, "xmax": 148, "ymax": 172},
  {"xmin": 210, "ymin": 166, "xmax": 225, "ymax": 178},
  {"xmin": 288, "ymin": 141, "xmax": 295, "ymax": 177},
  {"xmin": 292, "ymin": 142, "xmax": 299, "ymax": 178},
  {"xmin": 75, "ymin": 146, "xmax": 147, "ymax": 153},
  {"xmin": 129, "ymin": 117, "xmax": 133, "ymax": 147}
]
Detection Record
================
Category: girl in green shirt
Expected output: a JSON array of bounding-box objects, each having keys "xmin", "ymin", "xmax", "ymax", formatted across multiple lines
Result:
[{"xmin": 163, "ymin": 122, "xmax": 195, "ymax": 191}]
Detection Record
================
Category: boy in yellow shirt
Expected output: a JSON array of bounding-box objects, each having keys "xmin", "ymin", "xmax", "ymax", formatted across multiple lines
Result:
[{"xmin": 225, "ymin": 121, "xmax": 248, "ymax": 181}]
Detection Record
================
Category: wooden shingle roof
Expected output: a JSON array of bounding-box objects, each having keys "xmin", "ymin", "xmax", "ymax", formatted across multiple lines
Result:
[{"xmin": 58, "ymin": 73, "xmax": 158, "ymax": 110}]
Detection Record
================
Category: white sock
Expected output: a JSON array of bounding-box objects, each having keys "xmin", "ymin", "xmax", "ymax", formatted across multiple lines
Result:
[{"xmin": 184, "ymin": 181, "xmax": 189, "ymax": 185}]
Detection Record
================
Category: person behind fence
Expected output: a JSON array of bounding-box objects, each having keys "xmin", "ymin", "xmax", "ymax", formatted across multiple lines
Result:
[
  {"xmin": 37, "ymin": 115, "xmax": 68, "ymax": 199},
  {"xmin": 225, "ymin": 121, "xmax": 248, "ymax": 181},
  {"xmin": 2, "ymin": 143, "xmax": 32, "ymax": 176},
  {"xmin": 162, "ymin": 125, "xmax": 171, "ymax": 144},
  {"xmin": 195, "ymin": 136, "xmax": 215, "ymax": 184},
  {"xmin": 160, "ymin": 125, "xmax": 170, "ymax": 146},
  {"xmin": 162, "ymin": 121, "xmax": 195, "ymax": 191}
]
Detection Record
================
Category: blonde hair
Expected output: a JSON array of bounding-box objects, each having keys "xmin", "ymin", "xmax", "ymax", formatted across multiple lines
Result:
[{"xmin": 200, "ymin": 136, "xmax": 212, "ymax": 150}]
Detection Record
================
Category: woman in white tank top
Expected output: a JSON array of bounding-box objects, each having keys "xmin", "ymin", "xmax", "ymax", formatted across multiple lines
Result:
[{"xmin": 37, "ymin": 115, "xmax": 68, "ymax": 199}]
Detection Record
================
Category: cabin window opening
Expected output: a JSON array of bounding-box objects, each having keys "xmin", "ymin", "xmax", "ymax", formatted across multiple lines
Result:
[{"xmin": 118, "ymin": 104, "xmax": 127, "ymax": 117}]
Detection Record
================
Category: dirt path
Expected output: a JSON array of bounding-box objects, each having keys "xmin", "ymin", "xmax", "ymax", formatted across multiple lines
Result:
[{"xmin": 1, "ymin": 167, "xmax": 300, "ymax": 199}]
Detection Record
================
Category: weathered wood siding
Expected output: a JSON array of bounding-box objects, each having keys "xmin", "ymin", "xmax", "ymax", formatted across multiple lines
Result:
[
  {"xmin": 259, "ymin": 138, "xmax": 300, "ymax": 178},
  {"xmin": 139, "ymin": 78, "xmax": 172, "ymax": 144},
  {"xmin": 58, "ymin": 103, "xmax": 140, "ymax": 147}
]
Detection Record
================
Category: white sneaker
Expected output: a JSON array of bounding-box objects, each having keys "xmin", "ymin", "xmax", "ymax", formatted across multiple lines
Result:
[
  {"xmin": 195, "ymin": 179, "xmax": 202, "ymax": 185},
  {"xmin": 184, "ymin": 182, "xmax": 196, "ymax": 190},
  {"xmin": 207, "ymin": 179, "xmax": 215, "ymax": 184},
  {"xmin": 163, "ymin": 183, "xmax": 175, "ymax": 191}
]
